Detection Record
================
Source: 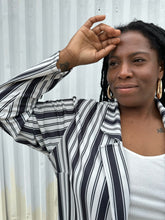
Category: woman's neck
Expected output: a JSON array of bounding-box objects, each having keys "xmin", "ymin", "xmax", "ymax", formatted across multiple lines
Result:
[{"xmin": 119, "ymin": 101, "xmax": 160, "ymax": 121}]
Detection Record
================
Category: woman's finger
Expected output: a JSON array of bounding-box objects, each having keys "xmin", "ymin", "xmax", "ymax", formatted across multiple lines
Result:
[
  {"xmin": 94, "ymin": 37, "xmax": 120, "ymax": 56},
  {"xmin": 101, "ymin": 37, "xmax": 120, "ymax": 48},
  {"xmin": 92, "ymin": 23, "xmax": 121, "ymax": 38},
  {"xmin": 83, "ymin": 15, "xmax": 106, "ymax": 29},
  {"xmin": 95, "ymin": 44, "xmax": 117, "ymax": 61}
]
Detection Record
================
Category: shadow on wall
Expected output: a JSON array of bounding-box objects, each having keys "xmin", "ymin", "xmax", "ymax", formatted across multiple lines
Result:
[{"xmin": 0, "ymin": 170, "xmax": 58, "ymax": 220}]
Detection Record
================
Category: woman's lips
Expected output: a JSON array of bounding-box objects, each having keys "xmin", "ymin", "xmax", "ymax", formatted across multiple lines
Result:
[{"xmin": 115, "ymin": 84, "xmax": 138, "ymax": 94}]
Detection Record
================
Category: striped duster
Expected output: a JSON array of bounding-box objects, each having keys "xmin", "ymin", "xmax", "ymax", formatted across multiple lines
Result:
[{"xmin": 1, "ymin": 52, "xmax": 165, "ymax": 220}]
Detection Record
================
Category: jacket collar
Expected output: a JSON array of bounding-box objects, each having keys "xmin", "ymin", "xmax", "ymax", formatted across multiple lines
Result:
[
  {"xmin": 156, "ymin": 98, "xmax": 165, "ymax": 126},
  {"xmin": 101, "ymin": 98, "xmax": 165, "ymax": 138},
  {"xmin": 101, "ymin": 99, "xmax": 122, "ymax": 141}
]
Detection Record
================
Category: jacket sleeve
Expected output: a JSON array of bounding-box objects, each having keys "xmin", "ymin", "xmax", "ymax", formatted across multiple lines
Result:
[{"xmin": 0, "ymin": 51, "xmax": 76, "ymax": 154}]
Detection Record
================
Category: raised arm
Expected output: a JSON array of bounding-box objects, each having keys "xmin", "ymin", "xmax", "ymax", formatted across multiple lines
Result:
[
  {"xmin": 0, "ymin": 15, "xmax": 120, "ymax": 153},
  {"xmin": 57, "ymin": 15, "xmax": 121, "ymax": 71}
]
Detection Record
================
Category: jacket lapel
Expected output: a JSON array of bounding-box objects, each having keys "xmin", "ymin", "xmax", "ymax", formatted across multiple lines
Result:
[{"xmin": 100, "ymin": 101, "xmax": 130, "ymax": 220}]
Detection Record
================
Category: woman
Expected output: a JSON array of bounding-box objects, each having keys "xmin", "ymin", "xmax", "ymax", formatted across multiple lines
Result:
[{"xmin": 0, "ymin": 15, "xmax": 165, "ymax": 220}]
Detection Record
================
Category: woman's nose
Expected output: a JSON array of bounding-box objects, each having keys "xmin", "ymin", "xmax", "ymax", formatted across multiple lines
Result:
[{"xmin": 118, "ymin": 63, "xmax": 132, "ymax": 79}]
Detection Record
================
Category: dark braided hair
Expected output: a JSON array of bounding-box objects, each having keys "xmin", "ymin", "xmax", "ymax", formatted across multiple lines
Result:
[{"xmin": 100, "ymin": 20, "xmax": 165, "ymax": 105}]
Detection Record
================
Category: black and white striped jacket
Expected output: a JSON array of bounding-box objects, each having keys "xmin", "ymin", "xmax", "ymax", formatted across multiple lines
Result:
[{"xmin": 0, "ymin": 52, "xmax": 165, "ymax": 220}]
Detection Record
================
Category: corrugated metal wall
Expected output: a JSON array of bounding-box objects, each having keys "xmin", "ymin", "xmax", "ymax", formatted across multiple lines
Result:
[{"xmin": 0, "ymin": 0, "xmax": 165, "ymax": 219}]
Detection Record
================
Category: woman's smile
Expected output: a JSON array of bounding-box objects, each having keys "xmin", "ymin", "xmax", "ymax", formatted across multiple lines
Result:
[{"xmin": 115, "ymin": 84, "xmax": 139, "ymax": 95}]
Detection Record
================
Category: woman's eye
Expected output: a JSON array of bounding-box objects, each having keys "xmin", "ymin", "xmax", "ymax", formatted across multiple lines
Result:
[
  {"xmin": 133, "ymin": 58, "xmax": 145, "ymax": 63},
  {"xmin": 109, "ymin": 61, "xmax": 118, "ymax": 67}
]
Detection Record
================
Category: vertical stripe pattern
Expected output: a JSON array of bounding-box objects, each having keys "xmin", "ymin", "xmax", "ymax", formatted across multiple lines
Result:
[{"xmin": 1, "ymin": 51, "xmax": 165, "ymax": 220}]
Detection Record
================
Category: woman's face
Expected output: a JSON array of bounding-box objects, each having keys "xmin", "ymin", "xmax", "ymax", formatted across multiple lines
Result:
[{"xmin": 107, "ymin": 31, "xmax": 164, "ymax": 108}]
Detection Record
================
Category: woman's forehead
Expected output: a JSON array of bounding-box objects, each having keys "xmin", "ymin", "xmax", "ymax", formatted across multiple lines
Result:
[
  {"xmin": 119, "ymin": 31, "xmax": 151, "ymax": 46},
  {"xmin": 110, "ymin": 31, "xmax": 154, "ymax": 57}
]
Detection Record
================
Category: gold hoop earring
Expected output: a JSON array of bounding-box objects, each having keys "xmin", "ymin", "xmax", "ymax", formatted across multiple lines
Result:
[
  {"xmin": 107, "ymin": 85, "xmax": 114, "ymax": 100},
  {"xmin": 157, "ymin": 79, "xmax": 162, "ymax": 99}
]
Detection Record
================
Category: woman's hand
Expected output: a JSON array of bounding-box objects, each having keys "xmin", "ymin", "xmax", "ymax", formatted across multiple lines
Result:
[{"xmin": 57, "ymin": 15, "xmax": 121, "ymax": 71}]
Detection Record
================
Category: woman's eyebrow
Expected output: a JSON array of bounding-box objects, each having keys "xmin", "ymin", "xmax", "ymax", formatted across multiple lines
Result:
[
  {"xmin": 131, "ymin": 51, "xmax": 149, "ymax": 56},
  {"xmin": 109, "ymin": 51, "xmax": 149, "ymax": 59}
]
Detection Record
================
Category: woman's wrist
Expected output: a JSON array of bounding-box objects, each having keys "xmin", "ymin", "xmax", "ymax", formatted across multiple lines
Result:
[{"xmin": 56, "ymin": 48, "xmax": 75, "ymax": 71}]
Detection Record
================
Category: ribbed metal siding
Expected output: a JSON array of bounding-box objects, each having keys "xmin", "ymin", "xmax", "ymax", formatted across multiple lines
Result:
[{"xmin": 0, "ymin": 0, "xmax": 165, "ymax": 219}]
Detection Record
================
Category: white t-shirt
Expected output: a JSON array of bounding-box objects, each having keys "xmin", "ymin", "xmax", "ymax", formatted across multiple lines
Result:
[{"xmin": 123, "ymin": 146, "xmax": 165, "ymax": 220}]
